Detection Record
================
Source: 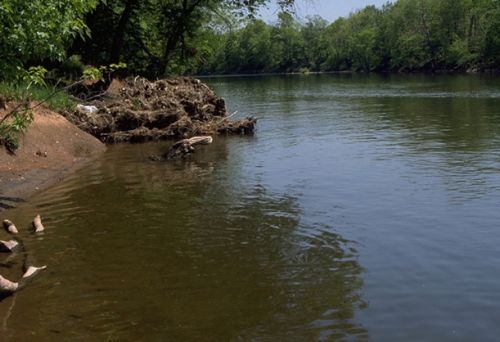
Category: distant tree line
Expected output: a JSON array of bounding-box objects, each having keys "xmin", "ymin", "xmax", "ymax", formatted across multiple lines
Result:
[{"xmin": 189, "ymin": 0, "xmax": 500, "ymax": 74}]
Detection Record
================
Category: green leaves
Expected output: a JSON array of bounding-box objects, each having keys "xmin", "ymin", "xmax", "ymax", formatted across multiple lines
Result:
[
  {"xmin": 23, "ymin": 66, "xmax": 48, "ymax": 87},
  {"xmin": 192, "ymin": 0, "xmax": 500, "ymax": 74},
  {"xmin": 82, "ymin": 63, "xmax": 127, "ymax": 82},
  {"xmin": 0, "ymin": 0, "xmax": 98, "ymax": 80},
  {"xmin": 0, "ymin": 108, "xmax": 34, "ymax": 154}
]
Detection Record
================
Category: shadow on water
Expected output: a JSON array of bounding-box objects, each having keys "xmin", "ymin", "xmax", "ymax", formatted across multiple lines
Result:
[
  {"xmin": 0, "ymin": 139, "xmax": 367, "ymax": 341},
  {"xmin": 0, "ymin": 196, "xmax": 25, "ymax": 210}
]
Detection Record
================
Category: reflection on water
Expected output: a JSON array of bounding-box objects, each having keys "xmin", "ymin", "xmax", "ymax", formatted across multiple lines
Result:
[
  {"xmin": 2, "ymin": 74, "xmax": 500, "ymax": 340},
  {"xmin": 0, "ymin": 140, "xmax": 366, "ymax": 341}
]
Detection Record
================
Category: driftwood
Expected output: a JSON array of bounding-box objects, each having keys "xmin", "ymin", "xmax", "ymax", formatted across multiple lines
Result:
[
  {"xmin": 0, "ymin": 218, "xmax": 46, "ymax": 299},
  {"xmin": 0, "ymin": 266, "xmax": 46, "ymax": 297},
  {"xmin": 0, "ymin": 240, "xmax": 18, "ymax": 253},
  {"xmin": 151, "ymin": 135, "xmax": 213, "ymax": 160},
  {"xmin": 32, "ymin": 215, "xmax": 44, "ymax": 233},
  {"xmin": 165, "ymin": 135, "xmax": 213, "ymax": 159},
  {"xmin": 2, "ymin": 220, "xmax": 18, "ymax": 234}
]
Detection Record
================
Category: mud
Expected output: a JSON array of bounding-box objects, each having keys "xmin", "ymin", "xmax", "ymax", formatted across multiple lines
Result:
[
  {"xmin": 64, "ymin": 77, "xmax": 256, "ymax": 143},
  {"xmin": 0, "ymin": 106, "xmax": 106, "ymax": 210}
]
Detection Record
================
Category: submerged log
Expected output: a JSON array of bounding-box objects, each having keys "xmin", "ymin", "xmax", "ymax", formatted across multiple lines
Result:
[
  {"xmin": 32, "ymin": 215, "xmax": 45, "ymax": 233},
  {"xmin": 150, "ymin": 135, "xmax": 213, "ymax": 161},
  {"xmin": 2, "ymin": 220, "xmax": 18, "ymax": 234},
  {"xmin": 165, "ymin": 136, "xmax": 213, "ymax": 159},
  {"xmin": 0, "ymin": 240, "xmax": 18, "ymax": 253},
  {"xmin": 0, "ymin": 266, "xmax": 46, "ymax": 297}
]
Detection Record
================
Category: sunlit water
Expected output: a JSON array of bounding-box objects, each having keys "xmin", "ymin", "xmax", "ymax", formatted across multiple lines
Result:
[{"xmin": 1, "ymin": 74, "xmax": 500, "ymax": 341}]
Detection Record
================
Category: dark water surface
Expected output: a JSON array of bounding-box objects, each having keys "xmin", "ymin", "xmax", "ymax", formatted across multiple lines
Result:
[{"xmin": 2, "ymin": 74, "xmax": 500, "ymax": 341}]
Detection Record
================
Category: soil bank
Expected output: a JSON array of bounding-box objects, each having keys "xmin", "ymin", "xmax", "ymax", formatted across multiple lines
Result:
[{"xmin": 0, "ymin": 105, "xmax": 106, "ymax": 211}]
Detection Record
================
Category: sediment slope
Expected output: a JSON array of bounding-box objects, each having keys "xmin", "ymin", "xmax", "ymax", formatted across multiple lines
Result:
[{"xmin": 0, "ymin": 106, "xmax": 106, "ymax": 209}]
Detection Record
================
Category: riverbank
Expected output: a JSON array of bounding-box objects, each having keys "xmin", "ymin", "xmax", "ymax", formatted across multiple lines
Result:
[
  {"xmin": 0, "ymin": 77, "xmax": 255, "ymax": 210},
  {"xmin": 0, "ymin": 105, "xmax": 105, "ymax": 210}
]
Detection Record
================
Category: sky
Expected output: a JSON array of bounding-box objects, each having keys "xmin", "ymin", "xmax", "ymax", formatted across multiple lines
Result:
[{"xmin": 258, "ymin": 0, "xmax": 391, "ymax": 23}]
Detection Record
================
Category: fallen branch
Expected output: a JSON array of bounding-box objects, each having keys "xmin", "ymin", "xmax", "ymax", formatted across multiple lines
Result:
[{"xmin": 164, "ymin": 135, "xmax": 213, "ymax": 160}]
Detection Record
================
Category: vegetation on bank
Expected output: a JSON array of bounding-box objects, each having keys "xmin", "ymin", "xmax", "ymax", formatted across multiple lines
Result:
[
  {"xmin": 0, "ymin": 0, "xmax": 294, "ymax": 82},
  {"xmin": 190, "ymin": 0, "xmax": 500, "ymax": 74},
  {"xmin": 2, "ymin": 0, "xmax": 500, "ymax": 81},
  {"xmin": 0, "ymin": 0, "xmax": 293, "ymax": 150},
  {"xmin": 0, "ymin": 83, "xmax": 76, "ymax": 113}
]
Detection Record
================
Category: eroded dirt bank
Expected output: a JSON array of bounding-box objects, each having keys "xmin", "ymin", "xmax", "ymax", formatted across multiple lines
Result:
[
  {"xmin": 64, "ymin": 77, "xmax": 256, "ymax": 143},
  {"xmin": 0, "ymin": 106, "xmax": 106, "ymax": 210},
  {"xmin": 1, "ymin": 77, "xmax": 254, "ymax": 209}
]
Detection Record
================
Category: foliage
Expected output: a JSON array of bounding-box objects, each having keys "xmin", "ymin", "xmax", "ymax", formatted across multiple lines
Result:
[
  {"xmin": 0, "ymin": 109, "xmax": 33, "ymax": 153},
  {"xmin": 70, "ymin": 0, "xmax": 295, "ymax": 77},
  {"xmin": 2, "ymin": 0, "xmax": 500, "ymax": 80},
  {"xmin": 0, "ymin": 83, "xmax": 76, "ymax": 113},
  {"xmin": 0, "ymin": 67, "xmax": 76, "ymax": 153},
  {"xmin": 185, "ymin": 0, "xmax": 500, "ymax": 74},
  {"xmin": 82, "ymin": 63, "xmax": 127, "ymax": 82},
  {"xmin": 22, "ymin": 66, "xmax": 48, "ymax": 88},
  {"xmin": 0, "ymin": 0, "xmax": 99, "ymax": 80}
]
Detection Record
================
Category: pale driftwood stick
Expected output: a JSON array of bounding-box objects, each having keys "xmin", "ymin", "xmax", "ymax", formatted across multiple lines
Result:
[
  {"xmin": 32, "ymin": 215, "xmax": 44, "ymax": 233},
  {"xmin": 218, "ymin": 110, "xmax": 238, "ymax": 123},
  {"xmin": 2, "ymin": 220, "xmax": 18, "ymax": 235},
  {"xmin": 0, "ymin": 241, "xmax": 18, "ymax": 253},
  {"xmin": 185, "ymin": 136, "xmax": 213, "ymax": 146},
  {"xmin": 0, "ymin": 266, "xmax": 46, "ymax": 297}
]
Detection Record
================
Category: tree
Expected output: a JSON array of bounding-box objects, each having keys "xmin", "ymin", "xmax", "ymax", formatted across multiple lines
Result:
[
  {"xmin": 0, "ymin": 0, "xmax": 98, "ymax": 79},
  {"xmin": 71, "ymin": 0, "xmax": 296, "ymax": 78},
  {"xmin": 271, "ymin": 12, "xmax": 305, "ymax": 71},
  {"xmin": 301, "ymin": 16, "xmax": 329, "ymax": 70}
]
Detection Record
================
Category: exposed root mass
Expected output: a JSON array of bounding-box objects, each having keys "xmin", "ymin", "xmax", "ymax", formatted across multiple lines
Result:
[{"xmin": 64, "ymin": 77, "xmax": 256, "ymax": 143}]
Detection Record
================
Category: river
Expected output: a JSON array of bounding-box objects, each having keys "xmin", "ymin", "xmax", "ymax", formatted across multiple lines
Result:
[{"xmin": 1, "ymin": 74, "xmax": 500, "ymax": 341}]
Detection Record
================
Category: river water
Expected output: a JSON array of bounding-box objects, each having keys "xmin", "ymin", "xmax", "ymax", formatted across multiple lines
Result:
[{"xmin": 2, "ymin": 74, "xmax": 500, "ymax": 341}]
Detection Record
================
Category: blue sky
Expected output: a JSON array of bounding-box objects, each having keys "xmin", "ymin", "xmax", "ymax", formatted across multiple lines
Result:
[{"xmin": 258, "ymin": 0, "xmax": 391, "ymax": 23}]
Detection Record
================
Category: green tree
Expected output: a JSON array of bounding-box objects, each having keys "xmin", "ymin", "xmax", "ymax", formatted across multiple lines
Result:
[
  {"xmin": 71, "ymin": 0, "xmax": 295, "ymax": 78},
  {"xmin": 301, "ymin": 16, "xmax": 329, "ymax": 70},
  {"xmin": 271, "ymin": 12, "xmax": 305, "ymax": 71},
  {"xmin": 0, "ymin": 0, "xmax": 98, "ymax": 79}
]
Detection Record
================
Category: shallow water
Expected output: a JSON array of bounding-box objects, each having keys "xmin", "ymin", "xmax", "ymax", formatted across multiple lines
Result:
[{"xmin": 2, "ymin": 74, "xmax": 500, "ymax": 341}]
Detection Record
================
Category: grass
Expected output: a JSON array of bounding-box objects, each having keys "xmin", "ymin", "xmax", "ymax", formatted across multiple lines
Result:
[{"xmin": 0, "ymin": 82, "xmax": 76, "ymax": 112}]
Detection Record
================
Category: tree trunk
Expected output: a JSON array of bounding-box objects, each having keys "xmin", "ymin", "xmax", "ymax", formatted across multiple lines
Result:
[
  {"xmin": 109, "ymin": 0, "xmax": 139, "ymax": 64},
  {"xmin": 157, "ymin": 0, "xmax": 204, "ymax": 75}
]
